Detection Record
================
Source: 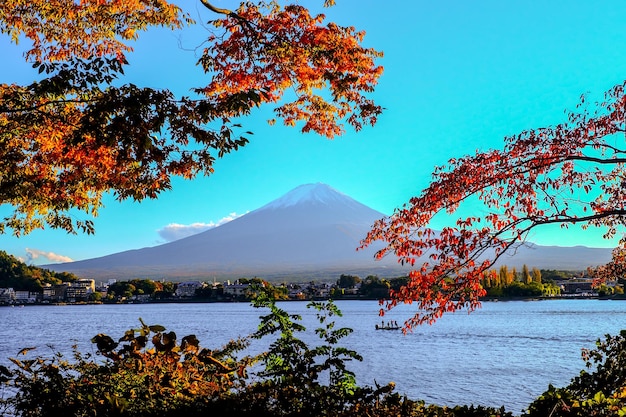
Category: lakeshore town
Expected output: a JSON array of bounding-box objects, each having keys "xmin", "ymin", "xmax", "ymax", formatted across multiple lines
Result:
[{"xmin": 0, "ymin": 271, "xmax": 622, "ymax": 306}]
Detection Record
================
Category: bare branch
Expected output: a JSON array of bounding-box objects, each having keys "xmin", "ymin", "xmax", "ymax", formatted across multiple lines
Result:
[
  {"xmin": 565, "ymin": 155, "xmax": 626, "ymax": 164},
  {"xmin": 198, "ymin": 1, "xmax": 233, "ymax": 16}
]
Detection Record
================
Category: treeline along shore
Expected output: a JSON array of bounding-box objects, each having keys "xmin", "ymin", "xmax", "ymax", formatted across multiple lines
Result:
[{"xmin": 0, "ymin": 250, "xmax": 623, "ymax": 306}]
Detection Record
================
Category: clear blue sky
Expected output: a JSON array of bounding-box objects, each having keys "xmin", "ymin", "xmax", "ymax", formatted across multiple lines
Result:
[{"xmin": 1, "ymin": 1, "xmax": 625, "ymax": 265}]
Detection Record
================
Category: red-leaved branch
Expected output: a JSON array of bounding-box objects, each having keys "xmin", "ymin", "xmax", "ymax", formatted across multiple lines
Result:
[{"xmin": 362, "ymin": 82, "xmax": 626, "ymax": 328}]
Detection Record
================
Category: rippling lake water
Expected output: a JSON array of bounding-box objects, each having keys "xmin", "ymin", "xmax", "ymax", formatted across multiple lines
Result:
[{"xmin": 2, "ymin": 299, "xmax": 626, "ymax": 414}]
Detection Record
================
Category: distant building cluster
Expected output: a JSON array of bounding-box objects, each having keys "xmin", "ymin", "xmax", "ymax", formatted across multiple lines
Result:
[
  {"xmin": 0, "ymin": 279, "xmax": 96, "ymax": 304},
  {"xmin": 0, "ymin": 278, "xmax": 339, "ymax": 305},
  {"xmin": 559, "ymin": 279, "xmax": 603, "ymax": 297}
]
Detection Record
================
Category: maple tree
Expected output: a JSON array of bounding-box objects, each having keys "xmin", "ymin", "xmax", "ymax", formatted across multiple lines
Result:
[
  {"xmin": 0, "ymin": 0, "xmax": 383, "ymax": 235},
  {"xmin": 362, "ymin": 81, "xmax": 626, "ymax": 328}
]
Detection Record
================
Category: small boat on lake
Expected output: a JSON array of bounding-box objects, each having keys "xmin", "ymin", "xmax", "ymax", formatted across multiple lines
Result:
[
  {"xmin": 376, "ymin": 325, "xmax": 400, "ymax": 330},
  {"xmin": 375, "ymin": 321, "xmax": 400, "ymax": 330}
]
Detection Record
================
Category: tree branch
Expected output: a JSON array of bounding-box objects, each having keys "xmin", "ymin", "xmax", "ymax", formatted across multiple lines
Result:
[
  {"xmin": 198, "ymin": 0, "xmax": 233, "ymax": 16},
  {"xmin": 565, "ymin": 155, "xmax": 626, "ymax": 164}
]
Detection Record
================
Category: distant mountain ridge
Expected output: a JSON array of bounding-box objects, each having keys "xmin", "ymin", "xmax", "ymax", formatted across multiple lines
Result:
[{"xmin": 46, "ymin": 183, "xmax": 613, "ymax": 281}]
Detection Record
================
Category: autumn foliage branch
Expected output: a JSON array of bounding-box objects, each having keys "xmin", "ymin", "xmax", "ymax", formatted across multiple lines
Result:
[
  {"xmin": 0, "ymin": 0, "xmax": 382, "ymax": 235},
  {"xmin": 362, "ymin": 81, "xmax": 626, "ymax": 328}
]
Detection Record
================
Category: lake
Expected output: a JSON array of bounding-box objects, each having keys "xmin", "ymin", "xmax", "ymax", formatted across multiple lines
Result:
[{"xmin": 2, "ymin": 299, "xmax": 626, "ymax": 414}]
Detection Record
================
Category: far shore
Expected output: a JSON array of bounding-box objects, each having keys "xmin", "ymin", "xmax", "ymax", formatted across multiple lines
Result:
[{"xmin": 3, "ymin": 293, "xmax": 625, "ymax": 308}]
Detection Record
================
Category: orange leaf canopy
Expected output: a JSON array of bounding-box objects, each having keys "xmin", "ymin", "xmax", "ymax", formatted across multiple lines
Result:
[{"xmin": 0, "ymin": 0, "xmax": 383, "ymax": 235}]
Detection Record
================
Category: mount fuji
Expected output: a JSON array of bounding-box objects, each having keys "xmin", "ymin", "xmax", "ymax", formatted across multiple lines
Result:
[
  {"xmin": 46, "ymin": 183, "xmax": 613, "ymax": 281},
  {"xmin": 47, "ymin": 183, "xmax": 407, "ymax": 281}
]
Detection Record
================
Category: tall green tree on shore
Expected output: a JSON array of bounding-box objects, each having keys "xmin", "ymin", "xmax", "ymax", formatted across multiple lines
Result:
[
  {"xmin": 0, "ymin": 0, "xmax": 382, "ymax": 235},
  {"xmin": 362, "ymin": 82, "xmax": 626, "ymax": 327},
  {"xmin": 337, "ymin": 274, "xmax": 361, "ymax": 288}
]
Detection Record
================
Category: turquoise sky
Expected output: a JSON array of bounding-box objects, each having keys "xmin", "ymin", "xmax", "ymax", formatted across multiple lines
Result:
[{"xmin": 1, "ymin": 1, "xmax": 626, "ymax": 265}]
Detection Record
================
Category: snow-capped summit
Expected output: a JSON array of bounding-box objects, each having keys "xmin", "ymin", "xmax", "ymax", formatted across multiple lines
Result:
[{"xmin": 258, "ymin": 183, "xmax": 358, "ymax": 210}]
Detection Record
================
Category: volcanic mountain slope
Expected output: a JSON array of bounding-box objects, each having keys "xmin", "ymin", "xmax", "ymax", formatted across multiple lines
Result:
[
  {"xmin": 48, "ymin": 183, "xmax": 406, "ymax": 280},
  {"xmin": 493, "ymin": 242, "xmax": 612, "ymax": 271},
  {"xmin": 47, "ymin": 183, "xmax": 612, "ymax": 281}
]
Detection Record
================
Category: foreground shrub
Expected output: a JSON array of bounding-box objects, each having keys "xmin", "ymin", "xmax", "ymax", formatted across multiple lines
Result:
[{"xmin": 2, "ymin": 317, "xmax": 251, "ymax": 417}]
